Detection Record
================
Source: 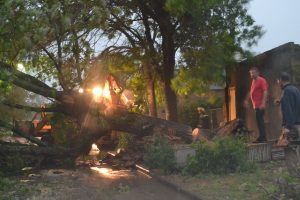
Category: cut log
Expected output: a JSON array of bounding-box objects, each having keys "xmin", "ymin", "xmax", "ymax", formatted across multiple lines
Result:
[
  {"xmin": 247, "ymin": 142, "xmax": 272, "ymax": 162},
  {"xmin": 215, "ymin": 119, "xmax": 249, "ymax": 137}
]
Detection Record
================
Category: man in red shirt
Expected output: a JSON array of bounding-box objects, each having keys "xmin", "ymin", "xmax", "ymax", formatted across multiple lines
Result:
[{"xmin": 245, "ymin": 67, "xmax": 268, "ymax": 143}]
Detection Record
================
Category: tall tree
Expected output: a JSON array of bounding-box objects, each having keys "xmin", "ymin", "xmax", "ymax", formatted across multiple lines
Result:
[
  {"xmin": 102, "ymin": 0, "xmax": 262, "ymax": 121},
  {"xmin": 102, "ymin": 1, "xmax": 160, "ymax": 117}
]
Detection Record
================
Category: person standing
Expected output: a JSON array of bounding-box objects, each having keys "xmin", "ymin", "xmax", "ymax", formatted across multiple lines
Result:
[
  {"xmin": 277, "ymin": 72, "xmax": 300, "ymax": 177},
  {"xmin": 244, "ymin": 67, "xmax": 268, "ymax": 143},
  {"xmin": 277, "ymin": 72, "xmax": 300, "ymax": 142}
]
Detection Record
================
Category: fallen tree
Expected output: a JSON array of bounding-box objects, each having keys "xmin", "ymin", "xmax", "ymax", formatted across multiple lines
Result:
[{"xmin": 0, "ymin": 62, "xmax": 192, "ymax": 162}]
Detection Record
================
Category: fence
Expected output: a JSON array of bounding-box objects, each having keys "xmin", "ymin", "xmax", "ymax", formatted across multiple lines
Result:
[{"xmin": 207, "ymin": 108, "xmax": 224, "ymax": 130}]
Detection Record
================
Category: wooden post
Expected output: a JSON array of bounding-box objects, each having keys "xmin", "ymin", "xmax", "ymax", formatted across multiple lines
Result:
[{"xmin": 247, "ymin": 142, "xmax": 272, "ymax": 162}]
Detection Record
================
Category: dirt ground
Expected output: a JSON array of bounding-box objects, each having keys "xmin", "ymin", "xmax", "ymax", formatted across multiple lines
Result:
[{"xmin": 0, "ymin": 166, "xmax": 192, "ymax": 200}]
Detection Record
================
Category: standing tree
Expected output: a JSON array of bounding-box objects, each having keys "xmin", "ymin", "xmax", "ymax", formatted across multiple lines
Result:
[{"xmin": 98, "ymin": 0, "xmax": 262, "ymax": 121}]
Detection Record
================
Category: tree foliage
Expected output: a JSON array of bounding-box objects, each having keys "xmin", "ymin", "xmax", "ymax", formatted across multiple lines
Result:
[
  {"xmin": 0, "ymin": 0, "xmax": 107, "ymax": 90},
  {"xmin": 167, "ymin": 0, "xmax": 263, "ymax": 96},
  {"xmin": 98, "ymin": 0, "xmax": 263, "ymax": 120}
]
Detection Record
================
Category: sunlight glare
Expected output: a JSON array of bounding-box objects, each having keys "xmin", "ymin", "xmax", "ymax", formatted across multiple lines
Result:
[
  {"xmin": 78, "ymin": 88, "xmax": 84, "ymax": 93},
  {"xmin": 92, "ymin": 86, "xmax": 102, "ymax": 98},
  {"xmin": 17, "ymin": 63, "xmax": 25, "ymax": 71}
]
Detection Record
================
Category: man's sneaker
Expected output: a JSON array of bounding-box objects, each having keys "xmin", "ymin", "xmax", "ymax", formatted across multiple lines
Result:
[{"xmin": 253, "ymin": 137, "xmax": 267, "ymax": 143}]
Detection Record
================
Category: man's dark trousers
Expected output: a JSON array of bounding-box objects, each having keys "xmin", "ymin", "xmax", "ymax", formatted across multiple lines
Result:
[{"xmin": 255, "ymin": 108, "xmax": 266, "ymax": 140}]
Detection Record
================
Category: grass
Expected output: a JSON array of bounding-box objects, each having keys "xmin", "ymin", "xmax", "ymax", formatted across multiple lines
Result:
[
  {"xmin": 0, "ymin": 174, "xmax": 42, "ymax": 200},
  {"xmin": 163, "ymin": 160, "xmax": 296, "ymax": 200},
  {"xmin": 0, "ymin": 177, "xmax": 14, "ymax": 191}
]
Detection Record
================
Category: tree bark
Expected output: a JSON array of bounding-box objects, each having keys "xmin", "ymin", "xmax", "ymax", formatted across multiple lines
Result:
[
  {"xmin": 143, "ymin": 63, "xmax": 157, "ymax": 117},
  {"xmin": 0, "ymin": 62, "xmax": 62, "ymax": 100},
  {"xmin": 102, "ymin": 106, "xmax": 192, "ymax": 142},
  {"xmin": 2, "ymin": 101, "xmax": 59, "ymax": 112},
  {"xmin": 162, "ymin": 79, "xmax": 177, "ymax": 121},
  {"xmin": 161, "ymin": 30, "xmax": 177, "ymax": 121},
  {"xmin": 135, "ymin": 0, "xmax": 178, "ymax": 121},
  {"xmin": 156, "ymin": 8, "xmax": 177, "ymax": 122}
]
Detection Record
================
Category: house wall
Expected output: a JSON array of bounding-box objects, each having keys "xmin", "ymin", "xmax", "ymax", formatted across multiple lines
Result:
[{"xmin": 227, "ymin": 42, "xmax": 300, "ymax": 140}]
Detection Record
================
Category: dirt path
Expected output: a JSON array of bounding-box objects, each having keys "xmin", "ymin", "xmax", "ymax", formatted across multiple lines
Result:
[{"xmin": 1, "ymin": 167, "xmax": 193, "ymax": 200}]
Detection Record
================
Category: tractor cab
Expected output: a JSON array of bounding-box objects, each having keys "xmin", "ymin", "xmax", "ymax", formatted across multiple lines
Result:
[
  {"xmin": 31, "ymin": 107, "xmax": 52, "ymax": 136},
  {"xmin": 14, "ymin": 106, "xmax": 54, "ymax": 144}
]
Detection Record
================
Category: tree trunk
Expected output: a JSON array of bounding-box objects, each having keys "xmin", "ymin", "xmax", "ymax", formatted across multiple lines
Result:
[
  {"xmin": 143, "ymin": 63, "xmax": 157, "ymax": 117},
  {"xmin": 162, "ymin": 79, "xmax": 177, "ymax": 121},
  {"xmin": 160, "ymin": 22, "xmax": 177, "ymax": 121},
  {"xmin": 102, "ymin": 106, "xmax": 192, "ymax": 142}
]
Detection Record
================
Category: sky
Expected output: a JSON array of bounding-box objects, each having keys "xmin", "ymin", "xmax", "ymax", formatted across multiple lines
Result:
[{"xmin": 248, "ymin": 0, "xmax": 300, "ymax": 54}]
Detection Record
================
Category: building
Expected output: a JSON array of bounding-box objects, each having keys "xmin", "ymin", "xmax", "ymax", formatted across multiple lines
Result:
[{"xmin": 225, "ymin": 42, "xmax": 300, "ymax": 140}]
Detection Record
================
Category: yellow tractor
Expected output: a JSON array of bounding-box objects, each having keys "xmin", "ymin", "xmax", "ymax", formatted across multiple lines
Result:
[{"xmin": 14, "ymin": 106, "xmax": 54, "ymax": 144}]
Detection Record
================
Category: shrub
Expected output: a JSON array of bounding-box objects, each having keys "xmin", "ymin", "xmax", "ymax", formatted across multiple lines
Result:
[
  {"xmin": 183, "ymin": 137, "xmax": 256, "ymax": 175},
  {"xmin": 144, "ymin": 136, "xmax": 176, "ymax": 173}
]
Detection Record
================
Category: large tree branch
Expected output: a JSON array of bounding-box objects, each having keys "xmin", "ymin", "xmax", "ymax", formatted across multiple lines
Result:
[
  {"xmin": 0, "ymin": 61, "xmax": 53, "ymax": 90},
  {"xmin": 71, "ymin": 30, "xmax": 83, "ymax": 82},
  {"xmin": 41, "ymin": 47, "xmax": 60, "ymax": 70},
  {"xmin": 107, "ymin": 19, "xmax": 138, "ymax": 47},
  {"xmin": 140, "ymin": 11, "xmax": 157, "ymax": 56},
  {"xmin": 98, "ymin": 106, "xmax": 193, "ymax": 142},
  {"xmin": 0, "ymin": 61, "xmax": 62, "ymax": 100},
  {"xmin": 10, "ymin": 75, "xmax": 62, "ymax": 100},
  {"xmin": 2, "ymin": 101, "xmax": 59, "ymax": 112},
  {"xmin": 110, "ymin": 12, "xmax": 144, "ymax": 43},
  {"xmin": 56, "ymin": 37, "xmax": 69, "ymax": 91}
]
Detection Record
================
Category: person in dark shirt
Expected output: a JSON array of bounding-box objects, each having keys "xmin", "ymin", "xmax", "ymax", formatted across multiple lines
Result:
[
  {"xmin": 277, "ymin": 72, "xmax": 300, "ymax": 141},
  {"xmin": 277, "ymin": 72, "xmax": 300, "ymax": 177}
]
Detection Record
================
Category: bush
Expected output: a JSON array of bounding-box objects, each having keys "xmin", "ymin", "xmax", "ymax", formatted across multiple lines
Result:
[
  {"xmin": 183, "ymin": 137, "xmax": 256, "ymax": 175},
  {"xmin": 144, "ymin": 136, "xmax": 177, "ymax": 173}
]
